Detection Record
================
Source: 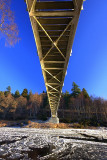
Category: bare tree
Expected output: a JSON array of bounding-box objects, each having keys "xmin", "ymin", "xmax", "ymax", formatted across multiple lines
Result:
[
  {"xmin": 29, "ymin": 93, "xmax": 42, "ymax": 118},
  {"xmin": 0, "ymin": 0, "xmax": 20, "ymax": 46},
  {"xmin": 0, "ymin": 93, "xmax": 17, "ymax": 119},
  {"xmin": 15, "ymin": 96, "xmax": 27, "ymax": 119}
]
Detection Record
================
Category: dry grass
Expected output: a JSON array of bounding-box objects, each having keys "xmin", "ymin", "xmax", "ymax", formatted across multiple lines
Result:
[
  {"xmin": 0, "ymin": 120, "xmax": 97, "ymax": 129},
  {"xmin": 0, "ymin": 120, "xmax": 28, "ymax": 127},
  {"xmin": 25, "ymin": 121, "xmax": 97, "ymax": 129},
  {"xmin": 26, "ymin": 121, "xmax": 69, "ymax": 129},
  {"xmin": 0, "ymin": 120, "xmax": 7, "ymax": 127}
]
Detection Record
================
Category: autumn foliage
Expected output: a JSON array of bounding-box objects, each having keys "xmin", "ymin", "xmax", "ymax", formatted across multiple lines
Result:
[
  {"xmin": 0, "ymin": 0, "xmax": 19, "ymax": 46},
  {"xmin": 0, "ymin": 83, "xmax": 107, "ymax": 126}
]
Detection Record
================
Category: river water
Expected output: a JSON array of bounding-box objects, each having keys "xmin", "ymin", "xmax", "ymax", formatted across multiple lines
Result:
[{"xmin": 0, "ymin": 127, "xmax": 107, "ymax": 160}]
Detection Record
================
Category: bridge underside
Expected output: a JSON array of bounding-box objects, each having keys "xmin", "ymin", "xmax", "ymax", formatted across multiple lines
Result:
[{"xmin": 26, "ymin": 0, "xmax": 84, "ymax": 122}]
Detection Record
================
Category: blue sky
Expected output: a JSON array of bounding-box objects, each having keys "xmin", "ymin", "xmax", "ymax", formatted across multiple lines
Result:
[{"xmin": 0, "ymin": 0, "xmax": 107, "ymax": 99}]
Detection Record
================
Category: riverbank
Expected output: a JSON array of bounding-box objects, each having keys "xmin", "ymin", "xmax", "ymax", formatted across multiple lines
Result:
[{"xmin": 0, "ymin": 120, "xmax": 102, "ymax": 129}]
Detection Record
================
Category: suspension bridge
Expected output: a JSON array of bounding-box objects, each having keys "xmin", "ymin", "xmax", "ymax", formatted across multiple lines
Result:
[{"xmin": 25, "ymin": 0, "xmax": 85, "ymax": 123}]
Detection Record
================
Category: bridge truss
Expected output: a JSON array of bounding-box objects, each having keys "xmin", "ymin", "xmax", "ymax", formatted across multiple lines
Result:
[{"xmin": 26, "ymin": 0, "xmax": 85, "ymax": 122}]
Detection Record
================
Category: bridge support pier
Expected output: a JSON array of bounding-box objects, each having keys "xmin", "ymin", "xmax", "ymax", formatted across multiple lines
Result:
[
  {"xmin": 48, "ymin": 117, "xmax": 59, "ymax": 124},
  {"xmin": 47, "ymin": 107, "xmax": 59, "ymax": 123}
]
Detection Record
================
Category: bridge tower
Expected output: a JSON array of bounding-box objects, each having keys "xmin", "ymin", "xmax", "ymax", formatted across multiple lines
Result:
[{"xmin": 25, "ymin": 0, "xmax": 85, "ymax": 123}]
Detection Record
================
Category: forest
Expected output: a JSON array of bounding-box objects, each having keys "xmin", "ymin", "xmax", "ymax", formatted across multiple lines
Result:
[{"xmin": 0, "ymin": 82, "xmax": 107, "ymax": 126}]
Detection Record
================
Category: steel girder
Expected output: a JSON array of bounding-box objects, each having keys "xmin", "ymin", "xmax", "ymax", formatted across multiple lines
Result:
[{"xmin": 25, "ymin": 0, "xmax": 84, "ymax": 118}]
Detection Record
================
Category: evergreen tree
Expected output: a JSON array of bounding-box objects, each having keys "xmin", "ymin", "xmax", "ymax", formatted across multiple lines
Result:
[
  {"xmin": 71, "ymin": 82, "xmax": 81, "ymax": 98},
  {"xmin": 21, "ymin": 89, "xmax": 28, "ymax": 98},
  {"xmin": 64, "ymin": 90, "xmax": 69, "ymax": 96},
  {"xmin": 14, "ymin": 90, "xmax": 20, "ymax": 98},
  {"xmin": 0, "ymin": 91, "xmax": 4, "ymax": 96},
  {"xmin": 63, "ymin": 90, "xmax": 70, "ymax": 109},
  {"xmin": 6, "ymin": 86, "xmax": 11, "ymax": 93},
  {"xmin": 82, "ymin": 88, "xmax": 89, "ymax": 98},
  {"xmin": 4, "ymin": 91, "xmax": 9, "ymax": 97}
]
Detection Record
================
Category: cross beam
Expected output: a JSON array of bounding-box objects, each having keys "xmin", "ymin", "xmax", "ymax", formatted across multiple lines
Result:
[{"xmin": 25, "ymin": 0, "xmax": 85, "ymax": 120}]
